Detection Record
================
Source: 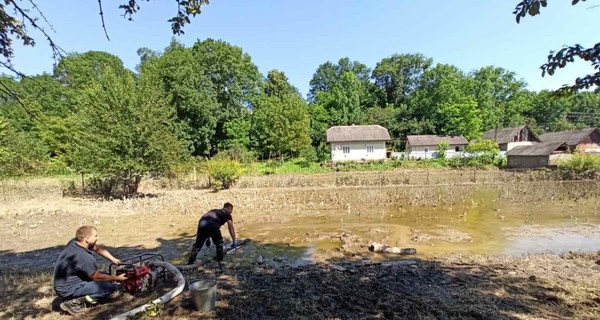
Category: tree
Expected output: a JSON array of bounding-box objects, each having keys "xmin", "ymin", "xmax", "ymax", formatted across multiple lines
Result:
[
  {"xmin": 315, "ymin": 72, "xmax": 365, "ymax": 126},
  {"xmin": 372, "ymin": 53, "xmax": 433, "ymax": 107},
  {"xmin": 405, "ymin": 64, "xmax": 472, "ymax": 136},
  {"xmin": 54, "ymin": 51, "xmax": 129, "ymax": 90},
  {"xmin": 309, "ymin": 57, "xmax": 373, "ymax": 104},
  {"xmin": 192, "ymin": 38, "xmax": 262, "ymax": 152},
  {"xmin": 437, "ymin": 99, "xmax": 482, "ymax": 140},
  {"xmin": 71, "ymin": 65, "xmax": 185, "ymax": 195},
  {"xmin": 470, "ymin": 66, "xmax": 532, "ymax": 130},
  {"xmin": 148, "ymin": 40, "xmax": 219, "ymax": 156},
  {"xmin": 252, "ymin": 70, "xmax": 311, "ymax": 158},
  {"xmin": 513, "ymin": 0, "xmax": 599, "ymax": 93}
]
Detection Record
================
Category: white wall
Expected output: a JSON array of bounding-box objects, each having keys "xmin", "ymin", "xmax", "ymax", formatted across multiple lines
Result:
[
  {"xmin": 404, "ymin": 144, "xmax": 466, "ymax": 159},
  {"xmin": 330, "ymin": 141, "xmax": 386, "ymax": 162}
]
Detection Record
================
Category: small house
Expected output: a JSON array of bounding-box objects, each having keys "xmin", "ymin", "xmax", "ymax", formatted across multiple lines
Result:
[
  {"xmin": 482, "ymin": 125, "xmax": 540, "ymax": 152},
  {"xmin": 539, "ymin": 128, "xmax": 600, "ymax": 152},
  {"xmin": 405, "ymin": 135, "xmax": 468, "ymax": 159},
  {"xmin": 326, "ymin": 125, "xmax": 391, "ymax": 162},
  {"xmin": 506, "ymin": 142, "xmax": 569, "ymax": 168}
]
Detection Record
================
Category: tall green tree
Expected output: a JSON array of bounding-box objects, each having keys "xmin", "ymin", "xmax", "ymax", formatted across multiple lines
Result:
[
  {"xmin": 315, "ymin": 72, "xmax": 365, "ymax": 126},
  {"xmin": 71, "ymin": 65, "xmax": 185, "ymax": 194},
  {"xmin": 372, "ymin": 53, "xmax": 433, "ymax": 107},
  {"xmin": 253, "ymin": 70, "xmax": 311, "ymax": 158},
  {"xmin": 309, "ymin": 57, "xmax": 374, "ymax": 105},
  {"xmin": 470, "ymin": 66, "xmax": 532, "ymax": 130},
  {"xmin": 149, "ymin": 41, "xmax": 219, "ymax": 156},
  {"xmin": 437, "ymin": 99, "xmax": 482, "ymax": 140},
  {"xmin": 405, "ymin": 64, "xmax": 473, "ymax": 135},
  {"xmin": 192, "ymin": 39, "xmax": 262, "ymax": 152}
]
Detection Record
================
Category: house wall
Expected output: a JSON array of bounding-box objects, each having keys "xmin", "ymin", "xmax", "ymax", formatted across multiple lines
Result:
[
  {"xmin": 330, "ymin": 141, "xmax": 386, "ymax": 162},
  {"xmin": 549, "ymin": 153, "xmax": 572, "ymax": 165},
  {"xmin": 576, "ymin": 143, "xmax": 600, "ymax": 152},
  {"xmin": 507, "ymin": 155, "xmax": 549, "ymax": 168},
  {"xmin": 406, "ymin": 144, "xmax": 466, "ymax": 159}
]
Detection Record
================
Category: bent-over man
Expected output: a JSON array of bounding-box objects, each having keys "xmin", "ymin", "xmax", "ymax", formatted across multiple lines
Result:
[{"xmin": 187, "ymin": 202, "xmax": 237, "ymax": 264}]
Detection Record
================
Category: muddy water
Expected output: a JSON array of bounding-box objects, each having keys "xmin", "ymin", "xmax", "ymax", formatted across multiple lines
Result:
[
  {"xmin": 240, "ymin": 187, "xmax": 600, "ymax": 260},
  {"xmin": 1, "ymin": 182, "xmax": 600, "ymax": 268}
]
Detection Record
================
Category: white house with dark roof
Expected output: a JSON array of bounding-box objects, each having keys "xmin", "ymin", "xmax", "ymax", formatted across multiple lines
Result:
[
  {"xmin": 326, "ymin": 125, "xmax": 391, "ymax": 162},
  {"xmin": 405, "ymin": 135, "xmax": 469, "ymax": 159}
]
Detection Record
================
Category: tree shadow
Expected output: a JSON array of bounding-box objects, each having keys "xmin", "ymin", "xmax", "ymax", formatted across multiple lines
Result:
[{"xmin": 0, "ymin": 235, "xmax": 598, "ymax": 320}]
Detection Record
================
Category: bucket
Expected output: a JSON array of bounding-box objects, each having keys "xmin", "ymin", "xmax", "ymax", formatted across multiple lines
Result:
[{"xmin": 189, "ymin": 279, "xmax": 217, "ymax": 311}]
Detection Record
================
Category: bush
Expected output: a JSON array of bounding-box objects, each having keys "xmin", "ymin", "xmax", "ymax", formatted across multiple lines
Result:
[
  {"xmin": 558, "ymin": 153, "xmax": 600, "ymax": 179},
  {"xmin": 206, "ymin": 159, "xmax": 245, "ymax": 190}
]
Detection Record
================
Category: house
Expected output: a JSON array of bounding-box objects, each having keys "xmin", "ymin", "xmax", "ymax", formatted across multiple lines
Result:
[
  {"xmin": 539, "ymin": 128, "xmax": 600, "ymax": 152},
  {"xmin": 482, "ymin": 125, "xmax": 540, "ymax": 152},
  {"xmin": 506, "ymin": 142, "xmax": 570, "ymax": 168},
  {"xmin": 405, "ymin": 135, "xmax": 468, "ymax": 159},
  {"xmin": 326, "ymin": 125, "xmax": 391, "ymax": 162}
]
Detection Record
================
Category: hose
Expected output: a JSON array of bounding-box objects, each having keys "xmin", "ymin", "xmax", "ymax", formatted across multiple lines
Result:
[{"xmin": 110, "ymin": 260, "xmax": 185, "ymax": 320}]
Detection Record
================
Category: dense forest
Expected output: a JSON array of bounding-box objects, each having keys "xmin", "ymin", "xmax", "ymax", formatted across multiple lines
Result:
[{"xmin": 1, "ymin": 38, "xmax": 599, "ymax": 181}]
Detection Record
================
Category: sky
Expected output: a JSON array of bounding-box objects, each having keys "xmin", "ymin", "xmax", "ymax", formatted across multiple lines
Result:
[{"xmin": 9, "ymin": 0, "xmax": 600, "ymax": 98}]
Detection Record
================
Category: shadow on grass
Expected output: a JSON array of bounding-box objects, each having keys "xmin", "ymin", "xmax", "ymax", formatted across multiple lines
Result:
[{"xmin": 0, "ymin": 235, "xmax": 598, "ymax": 320}]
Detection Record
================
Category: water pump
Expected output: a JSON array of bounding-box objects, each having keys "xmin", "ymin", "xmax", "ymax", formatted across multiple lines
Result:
[{"xmin": 110, "ymin": 253, "xmax": 166, "ymax": 296}]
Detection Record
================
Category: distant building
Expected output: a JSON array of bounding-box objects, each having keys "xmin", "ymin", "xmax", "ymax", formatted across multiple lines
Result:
[
  {"xmin": 539, "ymin": 128, "xmax": 600, "ymax": 152},
  {"xmin": 405, "ymin": 135, "xmax": 468, "ymax": 159},
  {"xmin": 326, "ymin": 125, "xmax": 391, "ymax": 162},
  {"xmin": 482, "ymin": 125, "xmax": 540, "ymax": 152},
  {"xmin": 506, "ymin": 142, "xmax": 569, "ymax": 168}
]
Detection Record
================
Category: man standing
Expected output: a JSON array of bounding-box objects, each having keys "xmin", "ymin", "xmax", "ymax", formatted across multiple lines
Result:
[
  {"xmin": 187, "ymin": 202, "xmax": 237, "ymax": 264},
  {"xmin": 53, "ymin": 226, "xmax": 127, "ymax": 315}
]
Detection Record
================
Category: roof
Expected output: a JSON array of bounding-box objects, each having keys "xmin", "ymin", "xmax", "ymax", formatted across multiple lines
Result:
[
  {"xmin": 506, "ymin": 142, "xmax": 567, "ymax": 156},
  {"xmin": 539, "ymin": 128, "xmax": 599, "ymax": 146},
  {"xmin": 326, "ymin": 125, "xmax": 391, "ymax": 142},
  {"xmin": 406, "ymin": 135, "xmax": 468, "ymax": 147},
  {"xmin": 482, "ymin": 125, "xmax": 540, "ymax": 144}
]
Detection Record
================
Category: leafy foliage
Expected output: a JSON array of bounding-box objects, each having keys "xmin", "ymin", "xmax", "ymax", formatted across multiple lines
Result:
[
  {"xmin": 436, "ymin": 141, "xmax": 450, "ymax": 159},
  {"xmin": 558, "ymin": 153, "xmax": 600, "ymax": 178},
  {"xmin": 206, "ymin": 158, "xmax": 245, "ymax": 190}
]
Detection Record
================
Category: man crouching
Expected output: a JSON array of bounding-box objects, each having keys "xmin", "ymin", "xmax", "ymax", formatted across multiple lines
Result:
[{"xmin": 53, "ymin": 226, "xmax": 127, "ymax": 315}]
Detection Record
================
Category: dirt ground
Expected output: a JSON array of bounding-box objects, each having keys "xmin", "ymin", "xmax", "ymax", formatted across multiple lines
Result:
[{"xmin": 1, "ymin": 176, "xmax": 600, "ymax": 319}]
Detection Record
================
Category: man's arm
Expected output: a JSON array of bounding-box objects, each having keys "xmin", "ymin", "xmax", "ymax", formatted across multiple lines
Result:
[
  {"xmin": 92, "ymin": 244, "xmax": 121, "ymax": 265},
  {"xmin": 227, "ymin": 220, "xmax": 236, "ymax": 244},
  {"xmin": 90, "ymin": 271, "xmax": 127, "ymax": 282}
]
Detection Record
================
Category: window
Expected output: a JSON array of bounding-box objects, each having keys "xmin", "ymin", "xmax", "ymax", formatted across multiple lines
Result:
[
  {"xmin": 366, "ymin": 145, "xmax": 374, "ymax": 153},
  {"xmin": 424, "ymin": 147, "xmax": 429, "ymax": 152},
  {"xmin": 455, "ymin": 146, "xmax": 460, "ymax": 152},
  {"xmin": 343, "ymin": 146, "xmax": 350, "ymax": 154}
]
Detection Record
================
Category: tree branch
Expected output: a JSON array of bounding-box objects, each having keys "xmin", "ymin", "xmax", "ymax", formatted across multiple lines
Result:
[{"xmin": 97, "ymin": 0, "xmax": 110, "ymax": 41}]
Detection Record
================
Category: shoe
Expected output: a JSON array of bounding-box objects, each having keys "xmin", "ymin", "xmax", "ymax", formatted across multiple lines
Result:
[{"xmin": 59, "ymin": 297, "xmax": 86, "ymax": 315}]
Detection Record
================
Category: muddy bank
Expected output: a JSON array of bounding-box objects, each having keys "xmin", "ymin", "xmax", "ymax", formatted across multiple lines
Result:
[{"xmin": 1, "ymin": 252, "xmax": 599, "ymax": 320}]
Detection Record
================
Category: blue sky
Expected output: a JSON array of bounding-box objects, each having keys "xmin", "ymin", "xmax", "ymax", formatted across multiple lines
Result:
[{"xmin": 10, "ymin": 0, "xmax": 600, "ymax": 97}]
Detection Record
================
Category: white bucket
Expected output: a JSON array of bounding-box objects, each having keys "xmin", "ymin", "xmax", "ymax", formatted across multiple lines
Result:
[{"xmin": 189, "ymin": 279, "xmax": 217, "ymax": 311}]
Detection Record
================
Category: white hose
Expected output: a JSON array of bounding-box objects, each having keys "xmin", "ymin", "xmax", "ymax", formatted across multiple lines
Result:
[{"xmin": 110, "ymin": 261, "xmax": 185, "ymax": 320}]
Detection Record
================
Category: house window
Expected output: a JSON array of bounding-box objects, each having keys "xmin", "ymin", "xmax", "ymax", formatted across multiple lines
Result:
[
  {"xmin": 366, "ymin": 145, "xmax": 374, "ymax": 153},
  {"xmin": 343, "ymin": 146, "xmax": 350, "ymax": 154},
  {"xmin": 424, "ymin": 147, "xmax": 429, "ymax": 152},
  {"xmin": 455, "ymin": 146, "xmax": 460, "ymax": 152}
]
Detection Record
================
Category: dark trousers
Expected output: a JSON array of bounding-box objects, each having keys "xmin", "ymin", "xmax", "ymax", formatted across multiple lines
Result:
[
  {"xmin": 188, "ymin": 223, "xmax": 224, "ymax": 264},
  {"xmin": 67, "ymin": 281, "xmax": 115, "ymax": 301}
]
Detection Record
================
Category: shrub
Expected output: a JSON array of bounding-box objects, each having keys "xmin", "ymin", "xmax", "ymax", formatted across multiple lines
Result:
[
  {"xmin": 206, "ymin": 159, "xmax": 245, "ymax": 190},
  {"xmin": 558, "ymin": 153, "xmax": 600, "ymax": 179},
  {"xmin": 436, "ymin": 141, "xmax": 449, "ymax": 159}
]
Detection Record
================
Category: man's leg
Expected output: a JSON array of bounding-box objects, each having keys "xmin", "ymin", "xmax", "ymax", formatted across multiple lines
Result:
[
  {"xmin": 209, "ymin": 227, "xmax": 224, "ymax": 262},
  {"xmin": 72, "ymin": 280, "xmax": 116, "ymax": 303},
  {"xmin": 188, "ymin": 231, "xmax": 209, "ymax": 265}
]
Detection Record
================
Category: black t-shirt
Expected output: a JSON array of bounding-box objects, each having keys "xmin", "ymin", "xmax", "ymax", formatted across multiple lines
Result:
[
  {"xmin": 53, "ymin": 239, "xmax": 97, "ymax": 298},
  {"xmin": 200, "ymin": 209, "xmax": 232, "ymax": 228}
]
